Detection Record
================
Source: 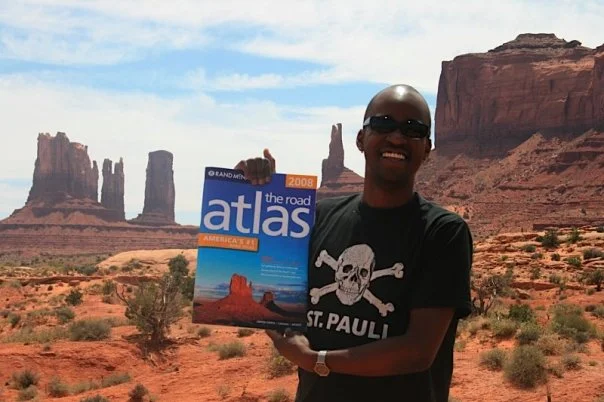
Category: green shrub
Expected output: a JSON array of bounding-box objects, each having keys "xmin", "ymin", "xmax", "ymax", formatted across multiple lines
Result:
[
  {"xmin": 479, "ymin": 348, "xmax": 507, "ymax": 370},
  {"xmin": 540, "ymin": 230, "xmax": 560, "ymax": 248},
  {"xmin": 8, "ymin": 312, "xmax": 21, "ymax": 327},
  {"xmin": 586, "ymin": 269, "xmax": 604, "ymax": 291},
  {"xmin": 590, "ymin": 305, "xmax": 604, "ymax": 318},
  {"xmin": 101, "ymin": 280, "xmax": 116, "ymax": 295},
  {"xmin": 75, "ymin": 265, "xmax": 98, "ymax": 276},
  {"xmin": 217, "ymin": 341, "xmax": 246, "ymax": 359},
  {"xmin": 529, "ymin": 266, "xmax": 541, "ymax": 280},
  {"xmin": 561, "ymin": 354, "xmax": 581, "ymax": 370},
  {"xmin": 100, "ymin": 372, "xmax": 131, "ymax": 387},
  {"xmin": 567, "ymin": 227, "xmax": 581, "ymax": 243},
  {"xmin": 197, "ymin": 326, "xmax": 212, "ymax": 338},
  {"xmin": 596, "ymin": 226, "xmax": 604, "ymax": 233},
  {"xmin": 564, "ymin": 256, "xmax": 582, "ymax": 268},
  {"xmin": 128, "ymin": 383, "xmax": 148, "ymax": 401},
  {"xmin": 69, "ymin": 319, "xmax": 111, "ymax": 341},
  {"xmin": 268, "ymin": 351, "xmax": 296, "ymax": 378},
  {"xmin": 491, "ymin": 319, "xmax": 518, "ymax": 338},
  {"xmin": 503, "ymin": 345, "xmax": 547, "ymax": 389},
  {"xmin": 17, "ymin": 386, "xmax": 37, "ymax": 401},
  {"xmin": 80, "ymin": 396, "xmax": 109, "ymax": 402},
  {"xmin": 551, "ymin": 253, "xmax": 561, "ymax": 261},
  {"xmin": 520, "ymin": 244, "xmax": 536, "ymax": 252},
  {"xmin": 237, "ymin": 328, "xmax": 254, "ymax": 337},
  {"xmin": 267, "ymin": 388, "xmax": 291, "ymax": 402},
  {"xmin": 508, "ymin": 304, "xmax": 535, "ymax": 323},
  {"xmin": 531, "ymin": 252, "xmax": 543, "ymax": 260},
  {"xmin": 516, "ymin": 322, "xmax": 542, "ymax": 345},
  {"xmin": 550, "ymin": 304, "xmax": 596, "ymax": 343},
  {"xmin": 11, "ymin": 370, "xmax": 40, "ymax": 390},
  {"xmin": 55, "ymin": 306, "xmax": 75, "ymax": 324},
  {"xmin": 583, "ymin": 248, "xmax": 604, "ymax": 259},
  {"xmin": 65, "ymin": 289, "xmax": 83, "ymax": 306},
  {"xmin": 48, "ymin": 376, "xmax": 70, "ymax": 397}
]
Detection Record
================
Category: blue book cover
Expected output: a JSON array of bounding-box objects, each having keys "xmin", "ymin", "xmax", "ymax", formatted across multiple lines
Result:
[{"xmin": 192, "ymin": 167, "xmax": 317, "ymax": 331}]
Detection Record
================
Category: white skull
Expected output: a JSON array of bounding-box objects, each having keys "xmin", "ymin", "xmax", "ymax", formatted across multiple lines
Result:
[{"xmin": 335, "ymin": 244, "xmax": 375, "ymax": 305}]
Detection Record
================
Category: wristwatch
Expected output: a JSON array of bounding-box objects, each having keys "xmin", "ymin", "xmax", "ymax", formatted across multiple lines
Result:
[{"xmin": 313, "ymin": 350, "xmax": 330, "ymax": 377}]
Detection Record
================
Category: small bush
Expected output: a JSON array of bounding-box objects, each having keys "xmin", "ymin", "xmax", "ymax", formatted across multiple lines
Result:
[
  {"xmin": 8, "ymin": 312, "xmax": 21, "ymax": 327},
  {"xmin": 590, "ymin": 305, "xmax": 604, "ymax": 318},
  {"xmin": 551, "ymin": 253, "xmax": 561, "ymax": 261},
  {"xmin": 596, "ymin": 226, "xmax": 604, "ymax": 233},
  {"xmin": 583, "ymin": 248, "xmax": 604, "ymax": 259},
  {"xmin": 55, "ymin": 306, "xmax": 75, "ymax": 324},
  {"xmin": 128, "ymin": 383, "xmax": 148, "ymax": 401},
  {"xmin": 520, "ymin": 244, "xmax": 536, "ymax": 252},
  {"xmin": 11, "ymin": 370, "xmax": 40, "ymax": 389},
  {"xmin": 267, "ymin": 388, "xmax": 291, "ymax": 402},
  {"xmin": 567, "ymin": 227, "xmax": 581, "ymax": 243},
  {"xmin": 65, "ymin": 289, "xmax": 83, "ymax": 306},
  {"xmin": 101, "ymin": 280, "xmax": 116, "ymax": 295},
  {"xmin": 508, "ymin": 304, "xmax": 535, "ymax": 323},
  {"xmin": 101, "ymin": 372, "xmax": 131, "ymax": 387},
  {"xmin": 561, "ymin": 354, "xmax": 581, "ymax": 370},
  {"xmin": 503, "ymin": 345, "xmax": 547, "ymax": 389},
  {"xmin": 529, "ymin": 266, "xmax": 541, "ymax": 280},
  {"xmin": 564, "ymin": 256, "xmax": 582, "ymax": 268},
  {"xmin": 18, "ymin": 386, "xmax": 37, "ymax": 401},
  {"xmin": 197, "ymin": 326, "xmax": 212, "ymax": 338},
  {"xmin": 237, "ymin": 328, "xmax": 254, "ymax": 337},
  {"xmin": 479, "ymin": 348, "xmax": 507, "ymax": 370},
  {"xmin": 540, "ymin": 230, "xmax": 560, "ymax": 248},
  {"xmin": 550, "ymin": 304, "xmax": 596, "ymax": 343},
  {"xmin": 586, "ymin": 269, "xmax": 604, "ymax": 291},
  {"xmin": 531, "ymin": 252, "xmax": 543, "ymax": 260},
  {"xmin": 69, "ymin": 319, "xmax": 111, "ymax": 341},
  {"xmin": 48, "ymin": 376, "xmax": 70, "ymax": 397},
  {"xmin": 80, "ymin": 396, "xmax": 109, "ymax": 402},
  {"xmin": 75, "ymin": 265, "xmax": 98, "ymax": 276},
  {"xmin": 516, "ymin": 322, "xmax": 542, "ymax": 345},
  {"xmin": 268, "ymin": 351, "xmax": 296, "ymax": 378},
  {"xmin": 491, "ymin": 319, "xmax": 518, "ymax": 338},
  {"xmin": 217, "ymin": 341, "xmax": 246, "ymax": 359}
]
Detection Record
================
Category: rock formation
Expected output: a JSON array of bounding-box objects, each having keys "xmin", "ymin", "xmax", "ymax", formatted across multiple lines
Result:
[
  {"xmin": 317, "ymin": 123, "xmax": 364, "ymax": 200},
  {"xmin": 417, "ymin": 33, "xmax": 604, "ymax": 239},
  {"xmin": 229, "ymin": 274, "xmax": 253, "ymax": 299},
  {"xmin": 101, "ymin": 158, "xmax": 125, "ymax": 220},
  {"xmin": 27, "ymin": 132, "xmax": 99, "ymax": 202},
  {"xmin": 129, "ymin": 150, "xmax": 176, "ymax": 226},
  {"xmin": 434, "ymin": 33, "xmax": 604, "ymax": 157}
]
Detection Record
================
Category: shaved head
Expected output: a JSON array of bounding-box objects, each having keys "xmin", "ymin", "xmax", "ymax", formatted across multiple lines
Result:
[{"xmin": 364, "ymin": 84, "xmax": 431, "ymax": 126}]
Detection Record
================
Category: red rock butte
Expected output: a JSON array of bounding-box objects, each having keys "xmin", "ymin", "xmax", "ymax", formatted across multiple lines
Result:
[{"xmin": 0, "ymin": 132, "xmax": 197, "ymax": 255}]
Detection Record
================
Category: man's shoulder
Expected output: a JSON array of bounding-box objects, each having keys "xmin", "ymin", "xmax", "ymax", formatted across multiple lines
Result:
[
  {"xmin": 416, "ymin": 194, "xmax": 469, "ymax": 232},
  {"xmin": 314, "ymin": 193, "xmax": 361, "ymax": 224}
]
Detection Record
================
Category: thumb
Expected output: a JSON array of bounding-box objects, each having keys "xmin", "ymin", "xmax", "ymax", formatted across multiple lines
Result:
[{"xmin": 263, "ymin": 148, "xmax": 276, "ymax": 172}]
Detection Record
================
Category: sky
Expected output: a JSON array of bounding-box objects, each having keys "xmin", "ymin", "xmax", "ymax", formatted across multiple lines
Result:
[{"xmin": 1, "ymin": 0, "xmax": 603, "ymax": 225}]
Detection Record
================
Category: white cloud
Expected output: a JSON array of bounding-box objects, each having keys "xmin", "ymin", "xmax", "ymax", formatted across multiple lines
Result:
[
  {"xmin": 0, "ymin": 74, "xmax": 366, "ymax": 223},
  {"xmin": 2, "ymin": 1, "xmax": 603, "ymax": 91}
]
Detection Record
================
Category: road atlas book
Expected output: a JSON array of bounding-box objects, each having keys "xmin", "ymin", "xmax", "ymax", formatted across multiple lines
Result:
[{"xmin": 192, "ymin": 167, "xmax": 317, "ymax": 331}]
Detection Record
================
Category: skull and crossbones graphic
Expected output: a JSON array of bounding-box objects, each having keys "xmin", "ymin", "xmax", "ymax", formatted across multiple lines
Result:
[{"xmin": 310, "ymin": 244, "xmax": 404, "ymax": 317}]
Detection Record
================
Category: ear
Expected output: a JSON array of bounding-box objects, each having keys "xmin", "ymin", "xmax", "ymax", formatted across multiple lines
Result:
[
  {"xmin": 356, "ymin": 130, "xmax": 364, "ymax": 152},
  {"xmin": 423, "ymin": 138, "xmax": 432, "ymax": 161}
]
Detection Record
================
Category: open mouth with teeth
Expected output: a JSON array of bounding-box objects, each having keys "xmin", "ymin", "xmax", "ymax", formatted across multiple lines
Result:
[{"xmin": 381, "ymin": 151, "xmax": 407, "ymax": 161}]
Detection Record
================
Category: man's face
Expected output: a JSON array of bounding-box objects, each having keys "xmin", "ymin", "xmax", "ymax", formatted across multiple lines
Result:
[{"xmin": 357, "ymin": 94, "xmax": 431, "ymax": 187}]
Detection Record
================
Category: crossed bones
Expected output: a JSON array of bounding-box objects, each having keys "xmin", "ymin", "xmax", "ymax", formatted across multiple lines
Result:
[{"xmin": 310, "ymin": 249, "xmax": 404, "ymax": 317}]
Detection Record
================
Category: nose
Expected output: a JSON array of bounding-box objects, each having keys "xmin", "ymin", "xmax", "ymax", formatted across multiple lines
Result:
[{"xmin": 385, "ymin": 129, "xmax": 410, "ymax": 145}]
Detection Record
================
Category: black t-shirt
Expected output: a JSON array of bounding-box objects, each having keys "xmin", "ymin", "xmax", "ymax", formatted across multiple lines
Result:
[{"xmin": 295, "ymin": 192, "xmax": 473, "ymax": 402}]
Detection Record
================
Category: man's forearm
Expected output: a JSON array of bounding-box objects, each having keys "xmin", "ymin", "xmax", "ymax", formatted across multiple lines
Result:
[{"xmin": 305, "ymin": 334, "xmax": 431, "ymax": 377}]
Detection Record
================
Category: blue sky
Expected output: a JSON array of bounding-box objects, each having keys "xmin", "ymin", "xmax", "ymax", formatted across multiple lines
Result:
[{"xmin": 1, "ymin": 1, "xmax": 603, "ymax": 225}]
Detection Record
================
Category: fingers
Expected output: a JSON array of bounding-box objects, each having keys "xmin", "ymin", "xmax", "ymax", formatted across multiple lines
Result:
[{"xmin": 235, "ymin": 149, "xmax": 275, "ymax": 185}]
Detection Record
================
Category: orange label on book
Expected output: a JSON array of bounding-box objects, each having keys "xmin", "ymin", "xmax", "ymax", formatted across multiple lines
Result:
[
  {"xmin": 285, "ymin": 174, "xmax": 317, "ymax": 189},
  {"xmin": 198, "ymin": 234, "xmax": 259, "ymax": 251}
]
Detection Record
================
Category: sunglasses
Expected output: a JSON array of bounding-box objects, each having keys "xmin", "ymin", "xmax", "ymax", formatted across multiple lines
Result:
[{"xmin": 363, "ymin": 115, "xmax": 430, "ymax": 139}]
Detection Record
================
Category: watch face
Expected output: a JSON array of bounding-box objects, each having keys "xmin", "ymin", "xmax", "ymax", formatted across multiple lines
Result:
[{"xmin": 314, "ymin": 363, "xmax": 329, "ymax": 376}]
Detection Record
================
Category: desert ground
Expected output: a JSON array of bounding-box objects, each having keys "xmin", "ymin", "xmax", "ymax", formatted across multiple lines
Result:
[{"xmin": 1, "ymin": 227, "xmax": 603, "ymax": 402}]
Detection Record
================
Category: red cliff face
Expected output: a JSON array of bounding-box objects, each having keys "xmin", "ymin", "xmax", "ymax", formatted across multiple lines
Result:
[
  {"xmin": 317, "ymin": 123, "xmax": 364, "ymax": 200},
  {"xmin": 27, "ymin": 132, "xmax": 99, "ymax": 202},
  {"xmin": 101, "ymin": 158, "xmax": 125, "ymax": 220},
  {"xmin": 129, "ymin": 150, "xmax": 176, "ymax": 226},
  {"xmin": 435, "ymin": 33, "xmax": 604, "ymax": 157}
]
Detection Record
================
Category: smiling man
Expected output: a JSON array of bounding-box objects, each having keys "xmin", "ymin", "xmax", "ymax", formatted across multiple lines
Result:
[{"xmin": 236, "ymin": 84, "xmax": 473, "ymax": 402}]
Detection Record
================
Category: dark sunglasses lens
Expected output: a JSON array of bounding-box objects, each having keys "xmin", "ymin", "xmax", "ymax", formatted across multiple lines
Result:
[
  {"xmin": 371, "ymin": 116, "xmax": 397, "ymax": 133},
  {"xmin": 404, "ymin": 121, "xmax": 429, "ymax": 138}
]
